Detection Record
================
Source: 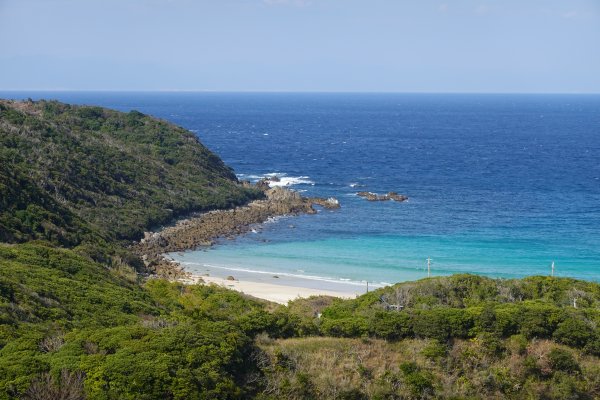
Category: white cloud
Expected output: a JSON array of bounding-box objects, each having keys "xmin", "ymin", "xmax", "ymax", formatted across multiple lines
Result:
[{"xmin": 562, "ymin": 10, "xmax": 578, "ymax": 19}]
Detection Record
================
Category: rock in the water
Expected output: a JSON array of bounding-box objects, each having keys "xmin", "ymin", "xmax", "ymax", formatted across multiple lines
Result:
[
  {"xmin": 308, "ymin": 196, "xmax": 341, "ymax": 209},
  {"xmin": 226, "ymin": 275, "xmax": 235, "ymax": 281},
  {"xmin": 357, "ymin": 191, "xmax": 384, "ymax": 201},
  {"xmin": 357, "ymin": 191, "xmax": 408, "ymax": 202},
  {"xmin": 386, "ymin": 192, "xmax": 408, "ymax": 202}
]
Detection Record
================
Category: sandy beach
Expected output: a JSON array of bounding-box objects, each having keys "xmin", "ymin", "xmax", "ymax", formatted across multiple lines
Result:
[{"xmin": 179, "ymin": 265, "xmax": 368, "ymax": 304}]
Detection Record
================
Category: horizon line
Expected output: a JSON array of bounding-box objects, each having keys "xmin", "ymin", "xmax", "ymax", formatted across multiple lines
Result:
[{"xmin": 1, "ymin": 89, "xmax": 599, "ymax": 96}]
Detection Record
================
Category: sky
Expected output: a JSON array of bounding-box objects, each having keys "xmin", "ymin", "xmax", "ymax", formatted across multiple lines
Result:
[{"xmin": 1, "ymin": 0, "xmax": 599, "ymax": 93}]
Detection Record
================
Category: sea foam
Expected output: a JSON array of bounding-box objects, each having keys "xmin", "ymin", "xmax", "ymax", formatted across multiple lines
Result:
[
  {"xmin": 179, "ymin": 261, "xmax": 385, "ymax": 288},
  {"xmin": 236, "ymin": 172, "xmax": 315, "ymax": 187}
]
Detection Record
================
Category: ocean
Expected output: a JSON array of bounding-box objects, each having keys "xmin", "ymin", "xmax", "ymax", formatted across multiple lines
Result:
[{"xmin": 4, "ymin": 91, "xmax": 600, "ymax": 286}]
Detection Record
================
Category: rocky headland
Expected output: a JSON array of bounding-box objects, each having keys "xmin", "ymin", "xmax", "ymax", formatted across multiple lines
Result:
[{"xmin": 133, "ymin": 185, "xmax": 340, "ymax": 279}]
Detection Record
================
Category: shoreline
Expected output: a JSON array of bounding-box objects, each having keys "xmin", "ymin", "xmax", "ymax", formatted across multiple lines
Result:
[
  {"xmin": 182, "ymin": 272, "xmax": 362, "ymax": 304},
  {"xmin": 133, "ymin": 184, "xmax": 350, "ymax": 302},
  {"xmin": 172, "ymin": 258, "xmax": 377, "ymax": 304}
]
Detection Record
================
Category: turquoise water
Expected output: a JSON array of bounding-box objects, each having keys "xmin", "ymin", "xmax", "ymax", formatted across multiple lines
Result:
[
  {"xmin": 172, "ymin": 231, "xmax": 600, "ymax": 286},
  {"xmin": 4, "ymin": 92, "xmax": 600, "ymax": 283}
]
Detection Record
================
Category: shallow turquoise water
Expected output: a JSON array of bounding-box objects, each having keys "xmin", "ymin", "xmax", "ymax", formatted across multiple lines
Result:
[{"xmin": 172, "ymin": 230, "xmax": 600, "ymax": 285}]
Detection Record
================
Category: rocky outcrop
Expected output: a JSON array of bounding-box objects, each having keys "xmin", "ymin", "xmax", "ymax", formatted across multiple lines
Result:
[
  {"xmin": 357, "ymin": 191, "xmax": 408, "ymax": 202},
  {"xmin": 386, "ymin": 192, "xmax": 409, "ymax": 202},
  {"xmin": 308, "ymin": 197, "xmax": 341, "ymax": 209},
  {"xmin": 133, "ymin": 185, "xmax": 340, "ymax": 279}
]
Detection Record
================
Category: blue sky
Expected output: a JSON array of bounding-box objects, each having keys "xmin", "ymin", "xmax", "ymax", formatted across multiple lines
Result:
[{"xmin": 1, "ymin": 0, "xmax": 599, "ymax": 93}]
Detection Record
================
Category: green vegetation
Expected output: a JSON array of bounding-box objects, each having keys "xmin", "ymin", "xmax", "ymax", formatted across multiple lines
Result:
[
  {"xmin": 317, "ymin": 274, "xmax": 600, "ymax": 350},
  {"xmin": 1, "ymin": 99, "xmax": 599, "ymax": 399},
  {"xmin": 256, "ymin": 275, "xmax": 600, "ymax": 399},
  {"xmin": 0, "ymin": 243, "xmax": 275, "ymax": 399},
  {"xmin": 0, "ymin": 99, "xmax": 261, "ymax": 249}
]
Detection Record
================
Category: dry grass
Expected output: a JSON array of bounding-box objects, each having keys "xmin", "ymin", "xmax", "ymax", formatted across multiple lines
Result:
[
  {"xmin": 256, "ymin": 337, "xmax": 600, "ymax": 399},
  {"xmin": 258, "ymin": 337, "xmax": 429, "ymax": 398}
]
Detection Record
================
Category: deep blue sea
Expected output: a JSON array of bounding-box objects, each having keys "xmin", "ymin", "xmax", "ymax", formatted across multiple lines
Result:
[{"xmin": 3, "ymin": 92, "xmax": 600, "ymax": 284}]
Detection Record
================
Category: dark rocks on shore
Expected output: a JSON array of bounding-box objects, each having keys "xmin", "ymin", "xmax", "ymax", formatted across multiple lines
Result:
[
  {"xmin": 357, "ymin": 191, "xmax": 408, "ymax": 202},
  {"xmin": 133, "ymin": 184, "xmax": 340, "ymax": 280},
  {"xmin": 226, "ymin": 275, "xmax": 236, "ymax": 281},
  {"xmin": 256, "ymin": 178, "xmax": 271, "ymax": 191}
]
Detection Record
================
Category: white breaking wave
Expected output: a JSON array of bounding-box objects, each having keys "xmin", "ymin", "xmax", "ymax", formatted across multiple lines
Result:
[
  {"xmin": 268, "ymin": 176, "xmax": 314, "ymax": 187},
  {"xmin": 349, "ymin": 182, "xmax": 366, "ymax": 188},
  {"xmin": 264, "ymin": 215, "xmax": 287, "ymax": 224},
  {"xmin": 178, "ymin": 261, "xmax": 387, "ymax": 288},
  {"xmin": 236, "ymin": 172, "xmax": 314, "ymax": 187}
]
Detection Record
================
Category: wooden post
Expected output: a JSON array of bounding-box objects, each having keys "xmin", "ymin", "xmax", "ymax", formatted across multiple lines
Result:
[{"xmin": 427, "ymin": 257, "xmax": 431, "ymax": 278}]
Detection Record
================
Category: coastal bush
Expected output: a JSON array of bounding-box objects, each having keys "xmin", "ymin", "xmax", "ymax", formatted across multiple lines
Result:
[
  {"xmin": 410, "ymin": 309, "xmax": 473, "ymax": 341},
  {"xmin": 320, "ymin": 317, "xmax": 369, "ymax": 338},
  {"xmin": 552, "ymin": 315, "xmax": 595, "ymax": 348},
  {"xmin": 0, "ymin": 242, "xmax": 285, "ymax": 399},
  {"xmin": 517, "ymin": 303, "xmax": 564, "ymax": 339},
  {"xmin": 420, "ymin": 340, "xmax": 448, "ymax": 360},
  {"xmin": 399, "ymin": 362, "xmax": 435, "ymax": 398},
  {"xmin": 547, "ymin": 348, "xmax": 580, "ymax": 374},
  {"xmin": 368, "ymin": 311, "xmax": 411, "ymax": 340}
]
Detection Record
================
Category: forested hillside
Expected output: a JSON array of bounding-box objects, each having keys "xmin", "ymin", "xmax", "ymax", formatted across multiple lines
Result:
[
  {"xmin": 0, "ymin": 99, "xmax": 260, "ymax": 247},
  {"xmin": 1, "ymin": 100, "xmax": 599, "ymax": 399}
]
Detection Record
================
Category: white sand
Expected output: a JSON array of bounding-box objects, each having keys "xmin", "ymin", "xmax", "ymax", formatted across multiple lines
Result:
[{"xmin": 184, "ymin": 274, "xmax": 360, "ymax": 304}]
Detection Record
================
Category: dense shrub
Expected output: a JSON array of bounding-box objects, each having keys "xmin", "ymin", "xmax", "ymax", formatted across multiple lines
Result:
[
  {"xmin": 320, "ymin": 317, "xmax": 369, "ymax": 338},
  {"xmin": 548, "ymin": 348, "xmax": 580, "ymax": 374},
  {"xmin": 368, "ymin": 311, "xmax": 411, "ymax": 340},
  {"xmin": 553, "ymin": 316, "xmax": 595, "ymax": 348},
  {"xmin": 399, "ymin": 362, "xmax": 435, "ymax": 398}
]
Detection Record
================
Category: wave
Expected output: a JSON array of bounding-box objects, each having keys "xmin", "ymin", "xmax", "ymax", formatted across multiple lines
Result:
[
  {"xmin": 349, "ymin": 182, "xmax": 366, "ymax": 188},
  {"xmin": 178, "ymin": 261, "xmax": 388, "ymax": 288},
  {"xmin": 269, "ymin": 176, "xmax": 314, "ymax": 187},
  {"xmin": 236, "ymin": 172, "xmax": 315, "ymax": 187},
  {"xmin": 264, "ymin": 215, "xmax": 287, "ymax": 224}
]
